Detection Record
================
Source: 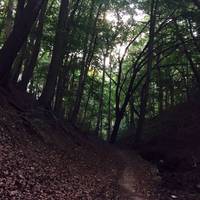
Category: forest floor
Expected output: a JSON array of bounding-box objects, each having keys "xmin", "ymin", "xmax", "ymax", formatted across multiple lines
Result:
[
  {"xmin": 1, "ymin": 87, "xmax": 200, "ymax": 200},
  {"xmin": 119, "ymin": 99, "xmax": 200, "ymax": 200},
  {"xmin": 117, "ymin": 150, "xmax": 160, "ymax": 200},
  {"xmin": 117, "ymin": 148, "xmax": 200, "ymax": 200}
]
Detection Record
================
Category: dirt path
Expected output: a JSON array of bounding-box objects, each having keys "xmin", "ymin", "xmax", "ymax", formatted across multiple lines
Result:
[{"xmin": 117, "ymin": 150, "xmax": 160, "ymax": 200}]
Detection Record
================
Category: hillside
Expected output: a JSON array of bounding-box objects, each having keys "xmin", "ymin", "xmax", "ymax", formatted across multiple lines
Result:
[
  {"xmin": 1, "ymin": 88, "xmax": 200, "ymax": 200},
  {"xmin": 116, "ymin": 99, "xmax": 200, "ymax": 199},
  {"xmin": 139, "ymin": 100, "xmax": 200, "ymax": 199},
  {"xmin": 140, "ymin": 100, "xmax": 200, "ymax": 169},
  {"xmin": 0, "ymin": 87, "xmax": 122, "ymax": 199},
  {"xmin": 0, "ymin": 86, "xmax": 167, "ymax": 200}
]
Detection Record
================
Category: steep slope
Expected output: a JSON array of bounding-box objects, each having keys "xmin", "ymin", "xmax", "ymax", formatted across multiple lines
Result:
[
  {"xmin": 2, "ymin": 86, "xmax": 200, "ymax": 200},
  {"xmin": 0, "ymin": 86, "xmax": 121, "ymax": 199},
  {"xmin": 117, "ymin": 99, "xmax": 200, "ymax": 199},
  {"xmin": 141, "ymin": 101, "xmax": 200, "ymax": 170},
  {"xmin": 138, "ymin": 100, "xmax": 200, "ymax": 199}
]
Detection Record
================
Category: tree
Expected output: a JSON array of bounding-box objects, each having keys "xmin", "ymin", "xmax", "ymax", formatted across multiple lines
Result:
[
  {"xmin": 134, "ymin": 0, "xmax": 158, "ymax": 145},
  {"xmin": 39, "ymin": 0, "xmax": 69, "ymax": 108},
  {"xmin": 69, "ymin": 1, "xmax": 103, "ymax": 123},
  {"xmin": 0, "ymin": 0, "xmax": 45, "ymax": 85},
  {"xmin": 95, "ymin": 50, "xmax": 107, "ymax": 136},
  {"xmin": 19, "ymin": 0, "xmax": 49, "ymax": 91}
]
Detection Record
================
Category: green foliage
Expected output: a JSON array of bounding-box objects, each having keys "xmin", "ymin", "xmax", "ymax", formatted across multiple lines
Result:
[{"xmin": 1, "ymin": 0, "xmax": 200, "ymax": 140}]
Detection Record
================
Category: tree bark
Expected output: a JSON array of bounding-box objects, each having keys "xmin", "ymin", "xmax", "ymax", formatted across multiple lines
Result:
[
  {"xmin": 110, "ymin": 112, "xmax": 123, "ymax": 143},
  {"xmin": 134, "ymin": 0, "xmax": 157, "ymax": 145},
  {"xmin": 0, "ymin": 0, "xmax": 44, "ymax": 85},
  {"xmin": 54, "ymin": 56, "xmax": 73, "ymax": 117},
  {"xmin": 129, "ymin": 97, "xmax": 136, "ymax": 129},
  {"xmin": 81, "ymin": 69, "xmax": 96, "ymax": 123},
  {"xmin": 70, "ymin": 2, "xmax": 101, "ymax": 123},
  {"xmin": 39, "ymin": 0, "xmax": 69, "ymax": 108},
  {"xmin": 11, "ymin": 42, "xmax": 27, "ymax": 83},
  {"xmin": 10, "ymin": 0, "xmax": 27, "ymax": 82},
  {"xmin": 107, "ymin": 61, "xmax": 112, "ymax": 141},
  {"xmin": 156, "ymin": 50, "xmax": 163, "ymax": 114},
  {"xmin": 95, "ymin": 52, "xmax": 107, "ymax": 136},
  {"xmin": 19, "ymin": 0, "xmax": 49, "ymax": 91},
  {"xmin": 53, "ymin": 0, "xmax": 81, "ymax": 116},
  {"xmin": 109, "ymin": 23, "xmax": 150, "ymax": 143}
]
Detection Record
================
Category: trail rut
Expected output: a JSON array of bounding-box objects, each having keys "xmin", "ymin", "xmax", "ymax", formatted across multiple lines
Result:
[{"xmin": 118, "ymin": 150, "xmax": 159, "ymax": 200}]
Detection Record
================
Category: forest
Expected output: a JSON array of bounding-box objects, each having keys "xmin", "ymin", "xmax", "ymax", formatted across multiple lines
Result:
[{"xmin": 0, "ymin": 0, "xmax": 200, "ymax": 199}]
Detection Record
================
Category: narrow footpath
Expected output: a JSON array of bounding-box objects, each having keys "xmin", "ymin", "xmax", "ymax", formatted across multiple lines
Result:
[{"xmin": 117, "ymin": 150, "xmax": 160, "ymax": 200}]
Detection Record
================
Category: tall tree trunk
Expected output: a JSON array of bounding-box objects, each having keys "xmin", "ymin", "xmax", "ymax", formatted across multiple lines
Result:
[
  {"xmin": 39, "ymin": 0, "xmax": 69, "ymax": 108},
  {"xmin": 70, "ymin": 63, "xmax": 89, "ymax": 122},
  {"xmin": 19, "ymin": 0, "xmax": 49, "ymax": 91},
  {"xmin": 10, "ymin": 0, "xmax": 27, "ymax": 82},
  {"xmin": 107, "ymin": 62, "xmax": 112, "ymax": 141},
  {"xmin": 54, "ymin": 66, "xmax": 66, "ymax": 117},
  {"xmin": 156, "ymin": 51, "xmax": 163, "ymax": 114},
  {"xmin": 129, "ymin": 97, "xmax": 136, "ymax": 129},
  {"xmin": 11, "ymin": 42, "xmax": 27, "ymax": 82},
  {"xmin": 185, "ymin": 64, "xmax": 190, "ymax": 101},
  {"xmin": 81, "ymin": 70, "xmax": 96, "ymax": 123},
  {"xmin": 110, "ymin": 112, "xmax": 124, "ymax": 143},
  {"xmin": 67, "ymin": 67, "xmax": 76, "ymax": 118},
  {"xmin": 70, "ymin": 2, "xmax": 101, "ymax": 123},
  {"xmin": 54, "ymin": 56, "xmax": 73, "ymax": 117},
  {"xmin": 169, "ymin": 80, "xmax": 174, "ymax": 106},
  {"xmin": 53, "ymin": 0, "xmax": 81, "ymax": 115},
  {"xmin": 14, "ymin": 0, "xmax": 26, "ymax": 25},
  {"xmin": 134, "ymin": 0, "xmax": 157, "ymax": 145},
  {"xmin": 109, "ymin": 23, "xmax": 150, "ymax": 143},
  {"xmin": 164, "ymin": 90, "xmax": 169, "ymax": 109},
  {"xmin": 0, "ymin": 0, "xmax": 44, "ymax": 85},
  {"xmin": 95, "ymin": 52, "xmax": 106, "ymax": 136}
]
